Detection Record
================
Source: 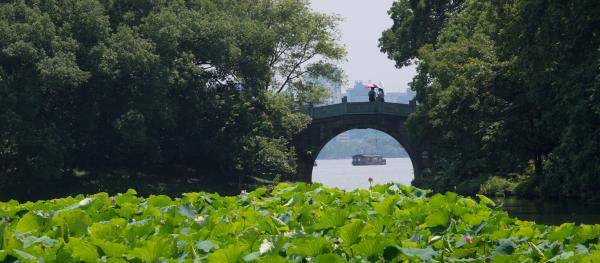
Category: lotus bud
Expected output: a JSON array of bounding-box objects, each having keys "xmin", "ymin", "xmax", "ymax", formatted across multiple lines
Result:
[{"xmin": 463, "ymin": 236, "xmax": 472, "ymax": 244}]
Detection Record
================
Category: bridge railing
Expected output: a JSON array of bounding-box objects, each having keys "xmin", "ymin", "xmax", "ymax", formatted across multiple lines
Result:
[{"xmin": 299, "ymin": 102, "xmax": 415, "ymax": 119}]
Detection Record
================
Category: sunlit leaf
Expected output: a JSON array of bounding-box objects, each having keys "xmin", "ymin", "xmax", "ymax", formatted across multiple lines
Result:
[
  {"xmin": 208, "ymin": 245, "xmax": 245, "ymax": 263},
  {"xmin": 315, "ymin": 253, "xmax": 346, "ymax": 262},
  {"xmin": 66, "ymin": 237, "xmax": 99, "ymax": 263},
  {"xmin": 338, "ymin": 220, "xmax": 365, "ymax": 245},
  {"xmin": 126, "ymin": 237, "xmax": 175, "ymax": 263},
  {"xmin": 425, "ymin": 210, "xmax": 450, "ymax": 227}
]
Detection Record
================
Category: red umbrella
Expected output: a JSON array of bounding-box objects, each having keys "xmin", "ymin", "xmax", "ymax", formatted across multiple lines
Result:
[{"xmin": 362, "ymin": 83, "xmax": 378, "ymax": 89}]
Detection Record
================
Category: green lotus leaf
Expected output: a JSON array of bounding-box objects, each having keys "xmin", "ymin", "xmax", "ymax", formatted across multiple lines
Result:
[
  {"xmin": 494, "ymin": 239, "xmax": 516, "ymax": 255},
  {"xmin": 513, "ymin": 221, "xmax": 539, "ymax": 239},
  {"xmin": 51, "ymin": 209, "xmax": 92, "ymax": 237},
  {"xmin": 257, "ymin": 255, "xmax": 287, "ymax": 263},
  {"xmin": 476, "ymin": 195, "xmax": 496, "ymax": 207},
  {"xmin": 384, "ymin": 245, "xmax": 436, "ymax": 261},
  {"xmin": 0, "ymin": 183, "xmax": 598, "ymax": 262},
  {"xmin": 287, "ymin": 237, "xmax": 331, "ymax": 257},
  {"xmin": 372, "ymin": 196, "xmax": 399, "ymax": 216},
  {"xmin": 16, "ymin": 213, "xmax": 48, "ymax": 234},
  {"xmin": 126, "ymin": 236, "xmax": 175, "ymax": 263},
  {"xmin": 547, "ymin": 223, "xmax": 575, "ymax": 242},
  {"xmin": 338, "ymin": 219, "xmax": 365, "ymax": 245},
  {"xmin": 147, "ymin": 195, "xmax": 173, "ymax": 207},
  {"xmin": 315, "ymin": 253, "xmax": 346, "ymax": 262},
  {"xmin": 125, "ymin": 219, "xmax": 154, "ymax": 241},
  {"xmin": 115, "ymin": 203, "xmax": 138, "ymax": 219},
  {"xmin": 462, "ymin": 210, "xmax": 491, "ymax": 227},
  {"xmin": 66, "ymin": 237, "xmax": 99, "ymax": 263},
  {"xmin": 12, "ymin": 248, "xmax": 38, "ymax": 262},
  {"xmin": 313, "ymin": 208, "xmax": 349, "ymax": 230},
  {"xmin": 351, "ymin": 237, "xmax": 385, "ymax": 258},
  {"xmin": 89, "ymin": 218, "xmax": 127, "ymax": 241},
  {"xmin": 428, "ymin": 194, "xmax": 448, "ymax": 208},
  {"xmin": 402, "ymin": 247, "xmax": 436, "ymax": 261},
  {"xmin": 548, "ymin": 251, "xmax": 574, "ymax": 262},
  {"xmin": 425, "ymin": 210, "xmax": 450, "ymax": 227},
  {"xmin": 576, "ymin": 225, "xmax": 600, "ymax": 242},
  {"xmin": 16, "ymin": 234, "xmax": 58, "ymax": 248},
  {"xmin": 0, "ymin": 221, "xmax": 5, "ymax": 250},
  {"xmin": 179, "ymin": 203, "xmax": 198, "ymax": 219},
  {"xmin": 242, "ymin": 251, "xmax": 261, "ymax": 262},
  {"xmin": 197, "ymin": 240, "xmax": 220, "ymax": 253},
  {"xmin": 114, "ymin": 191, "xmax": 139, "ymax": 206},
  {"xmin": 582, "ymin": 252, "xmax": 600, "ymax": 262},
  {"xmin": 91, "ymin": 237, "xmax": 127, "ymax": 258},
  {"xmin": 207, "ymin": 245, "xmax": 246, "ymax": 263}
]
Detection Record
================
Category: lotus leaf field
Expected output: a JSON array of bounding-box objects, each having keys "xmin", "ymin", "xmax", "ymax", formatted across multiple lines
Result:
[{"xmin": 1, "ymin": 183, "xmax": 599, "ymax": 262}]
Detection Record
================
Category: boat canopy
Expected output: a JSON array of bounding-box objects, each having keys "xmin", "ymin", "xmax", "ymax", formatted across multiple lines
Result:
[{"xmin": 352, "ymin": 154, "xmax": 383, "ymax": 158}]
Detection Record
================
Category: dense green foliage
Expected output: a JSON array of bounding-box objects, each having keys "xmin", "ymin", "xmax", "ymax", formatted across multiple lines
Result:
[
  {"xmin": 1, "ymin": 183, "xmax": 600, "ymax": 262},
  {"xmin": 0, "ymin": 0, "xmax": 344, "ymax": 200},
  {"xmin": 380, "ymin": 0, "xmax": 600, "ymax": 198}
]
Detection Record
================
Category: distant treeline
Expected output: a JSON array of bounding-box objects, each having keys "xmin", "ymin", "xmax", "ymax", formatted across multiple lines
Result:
[
  {"xmin": 380, "ymin": 0, "xmax": 600, "ymax": 199},
  {"xmin": 317, "ymin": 129, "xmax": 408, "ymax": 159}
]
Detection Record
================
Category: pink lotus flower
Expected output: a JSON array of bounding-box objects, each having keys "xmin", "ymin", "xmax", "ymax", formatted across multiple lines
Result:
[
  {"xmin": 463, "ymin": 236, "xmax": 472, "ymax": 244},
  {"xmin": 111, "ymin": 197, "xmax": 116, "ymax": 205}
]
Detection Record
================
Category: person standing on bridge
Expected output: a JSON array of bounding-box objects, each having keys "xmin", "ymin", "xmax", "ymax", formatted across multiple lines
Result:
[
  {"xmin": 368, "ymin": 87, "xmax": 376, "ymax": 102},
  {"xmin": 377, "ymin": 88, "xmax": 385, "ymax": 102}
]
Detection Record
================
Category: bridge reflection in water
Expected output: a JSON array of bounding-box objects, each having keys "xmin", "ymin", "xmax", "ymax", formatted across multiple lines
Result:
[{"xmin": 292, "ymin": 101, "xmax": 431, "ymax": 186}]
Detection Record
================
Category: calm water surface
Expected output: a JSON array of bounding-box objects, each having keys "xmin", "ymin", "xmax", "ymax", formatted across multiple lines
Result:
[
  {"xmin": 313, "ymin": 158, "xmax": 600, "ymax": 225},
  {"xmin": 496, "ymin": 198, "xmax": 600, "ymax": 225},
  {"xmin": 313, "ymin": 158, "xmax": 413, "ymax": 190}
]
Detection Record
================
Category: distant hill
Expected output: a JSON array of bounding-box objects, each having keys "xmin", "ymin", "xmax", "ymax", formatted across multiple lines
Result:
[{"xmin": 316, "ymin": 129, "xmax": 408, "ymax": 160}]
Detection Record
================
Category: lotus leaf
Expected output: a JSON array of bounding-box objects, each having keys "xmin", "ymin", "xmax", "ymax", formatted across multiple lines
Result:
[{"xmin": 0, "ymin": 183, "xmax": 597, "ymax": 262}]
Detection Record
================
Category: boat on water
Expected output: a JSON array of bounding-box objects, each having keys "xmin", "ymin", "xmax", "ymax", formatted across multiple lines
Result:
[{"xmin": 352, "ymin": 154, "xmax": 386, "ymax": 166}]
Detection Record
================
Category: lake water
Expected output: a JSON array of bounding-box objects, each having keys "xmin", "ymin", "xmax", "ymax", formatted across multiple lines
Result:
[
  {"xmin": 313, "ymin": 158, "xmax": 414, "ymax": 190},
  {"xmin": 313, "ymin": 158, "xmax": 600, "ymax": 225}
]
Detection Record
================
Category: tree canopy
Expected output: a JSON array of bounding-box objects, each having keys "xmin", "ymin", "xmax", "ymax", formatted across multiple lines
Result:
[
  {"xmin": 0, "ymin": 0, "xmax": 344, "ymax": 200},
  {"xmin": 380, "ymin": 0, "xmax": 600, "ymax": 199}
]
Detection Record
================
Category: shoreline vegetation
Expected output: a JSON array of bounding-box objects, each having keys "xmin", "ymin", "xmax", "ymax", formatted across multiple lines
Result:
[{"xmin": 1, "ymin": 183, "xmax": 599, "ymax": 262}]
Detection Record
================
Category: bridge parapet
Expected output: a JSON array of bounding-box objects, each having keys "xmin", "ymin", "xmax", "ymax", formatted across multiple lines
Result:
[{"xmin": 300, "ymin": 102, "xmax": 416, "ymax": 119}]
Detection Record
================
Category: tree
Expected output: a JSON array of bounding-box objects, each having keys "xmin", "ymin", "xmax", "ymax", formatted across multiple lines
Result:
[
  {"xmin": 0, "ymin": 0, "xmax": 340, "ymax": 200},
  {"xmin": 401, "ymin": 1, "xmax": 526, "ymax": 193},
  {"xmin": 379, "ymin": 0, "xmax": 464, "ymax": 67},
  {"xmin": 265, "ymin": 0, "xmax": 346, "ymax": 102},
  {"xmin": 506, "ymin": 0, "xmax": 600, "ymax": 198},
  {"xmin": 380, "ymin": 0, "xmax": 600, "ymax": 198}
]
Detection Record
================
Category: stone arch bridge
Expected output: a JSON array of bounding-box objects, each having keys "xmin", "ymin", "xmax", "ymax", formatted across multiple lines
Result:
[{"xmin": 292, "ymin": 101, "xmax": 431, "ymax": 184}]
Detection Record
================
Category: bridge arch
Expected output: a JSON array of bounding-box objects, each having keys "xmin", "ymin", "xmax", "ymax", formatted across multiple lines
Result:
[
  {"xmin": 313, "ymin": 128, "xmax": 418, "ymax": 175},
  {"xmin": 292, "ymin": 102, "xmax": 431, "ymax": 184},
  {"xmin": 312, "ymin": 128, "xmax": 416, "ymax": 187}
]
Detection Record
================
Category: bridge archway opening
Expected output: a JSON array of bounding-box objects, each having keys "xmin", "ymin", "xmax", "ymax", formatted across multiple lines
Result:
[{"xmin": 311, "ymin": 128, "xmax": 414, "ymax": 190}]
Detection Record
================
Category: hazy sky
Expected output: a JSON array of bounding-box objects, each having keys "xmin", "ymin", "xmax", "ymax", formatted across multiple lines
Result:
[{"xmin": 310, "ymin": 0, "xmax": 416, "ymax": 92}]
